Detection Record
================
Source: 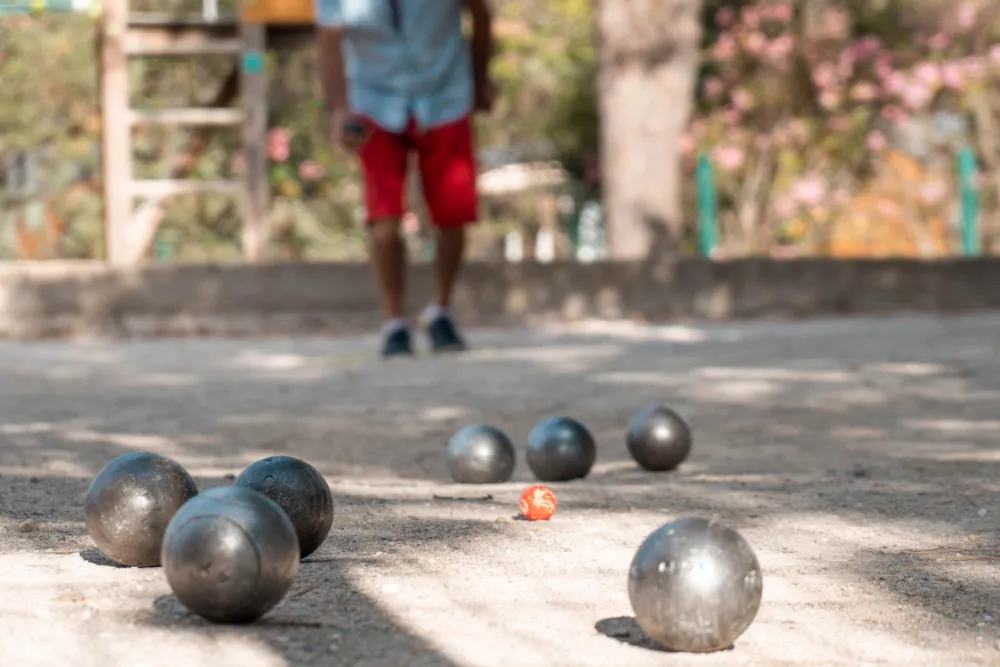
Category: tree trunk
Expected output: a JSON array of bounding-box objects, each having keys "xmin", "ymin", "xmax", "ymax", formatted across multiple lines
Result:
[{"xmin": 595, "ymin": 0, "xmax": 702, "ymax": 260}]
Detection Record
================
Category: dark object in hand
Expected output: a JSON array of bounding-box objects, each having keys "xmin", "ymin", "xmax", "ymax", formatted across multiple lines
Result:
[{"xmin": 342, "ymin": 117, "xmax": 368, "ymax": 143}]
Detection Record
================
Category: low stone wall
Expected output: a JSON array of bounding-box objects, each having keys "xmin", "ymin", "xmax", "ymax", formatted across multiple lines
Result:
[{"xmin": 0, "ymin": 258, "xmax": 998, "ymax": 339}]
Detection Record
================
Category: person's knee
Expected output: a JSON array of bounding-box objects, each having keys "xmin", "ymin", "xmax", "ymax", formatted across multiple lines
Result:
[
  {"xmin": 436, "ymin": 224, "xmax": 466, "ymax": 238},
  {"xmin": 367, "ymin": 217, "xmax": 402, "ymax": 243}
]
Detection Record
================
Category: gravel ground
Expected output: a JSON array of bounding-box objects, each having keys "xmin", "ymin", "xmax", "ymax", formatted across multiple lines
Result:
[{"xmin": 0, "ymin": 313, "xmax": 998, "ymax": 667}]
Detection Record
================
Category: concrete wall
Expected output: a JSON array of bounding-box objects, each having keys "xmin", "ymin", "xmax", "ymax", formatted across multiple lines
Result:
[{"xmin": 1, "ymin": 258, "xmax": 998, "ymax": 339}]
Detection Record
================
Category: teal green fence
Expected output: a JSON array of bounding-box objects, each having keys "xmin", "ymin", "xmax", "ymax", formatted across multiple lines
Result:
[
  {"xmin": 0, "ymin": 0, "xmax": 95, "ymax": 14},
  {"xmin": 694, "ymin": 149, "xmax": 982, "ymax": 258},
  {"xmin": 957, "ymin": 147, "xmax": 980, "ymax": 257},
  {"xmin": 696, "ymin": 153, "xmax": 719, "ymax": 258}
]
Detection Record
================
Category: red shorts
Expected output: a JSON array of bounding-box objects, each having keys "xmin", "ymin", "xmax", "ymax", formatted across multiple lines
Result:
[{"xmin": 358, "ymin": 115, "xmax": 478, "ymax": 229}]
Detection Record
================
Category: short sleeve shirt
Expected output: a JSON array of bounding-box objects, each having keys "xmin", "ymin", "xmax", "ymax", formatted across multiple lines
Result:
[{"xmin": 316, "ymin": 0, "xmax": 474, "ymax": 133}]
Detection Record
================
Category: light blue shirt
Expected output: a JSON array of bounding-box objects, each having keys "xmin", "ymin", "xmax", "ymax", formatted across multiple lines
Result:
[{"xmin": 316, "ymin": 0, "xmax": 474, "ymax": 133}]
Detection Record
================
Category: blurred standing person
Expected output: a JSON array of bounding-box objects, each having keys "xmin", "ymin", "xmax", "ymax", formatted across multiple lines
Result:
[{"xmin": 316, "ymin": 0, "xmax": 495, "ymax": 357}]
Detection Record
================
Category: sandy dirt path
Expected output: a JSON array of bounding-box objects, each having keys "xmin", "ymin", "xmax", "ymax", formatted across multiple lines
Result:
[{"xmin": 0, "ymin": 313, "xmax": 998, "ymax": 666}]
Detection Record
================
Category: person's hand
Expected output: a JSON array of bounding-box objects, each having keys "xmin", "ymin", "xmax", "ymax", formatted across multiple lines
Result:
[
  {"xmin": 474, "ymin": 77, "xmax": 497, "ymax": 113},
  {"xmin": 330, "ymin": 108, "xmax": 369, "ymax": 153}
]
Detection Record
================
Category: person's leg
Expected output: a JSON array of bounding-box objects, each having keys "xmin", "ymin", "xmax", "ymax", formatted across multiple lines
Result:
[
  {"xmin": 358, "ymin": 118, "xmax": 413, "ymax": 356},
  {"xmin": 415, "ymin": 115, "xmax": 478, "ymax": 351},
  {"xmin": 433, "ymin": 226, "xmax": 466, "ymax": 310},
  {"xmin": 367, "ymin": 219, "xmax": 406, "ymax": 319}
]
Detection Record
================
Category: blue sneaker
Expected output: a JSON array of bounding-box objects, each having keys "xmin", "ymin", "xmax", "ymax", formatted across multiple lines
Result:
[
  {"xmin": 381, "ymin": 327, "xmax": 414, "ymax": 358},
  {"xmin": 425, "ymin": 314, "xmax": 467, "ymax": 353}
]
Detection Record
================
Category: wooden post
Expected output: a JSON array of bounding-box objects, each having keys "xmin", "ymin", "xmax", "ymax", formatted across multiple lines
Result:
[
  {"xmin": 123, "ymin": 66, "xmax": 241, "ymax": 264},
  {"xmin": 240, "ymin": 23, "xmax": 270, "ymax": 263},
  {"xmin": 100, "ymin": 0, "xmax": 131, "ymax": 265}
]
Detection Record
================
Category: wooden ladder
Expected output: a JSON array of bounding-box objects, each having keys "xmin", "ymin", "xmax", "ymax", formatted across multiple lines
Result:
[{"xmin": 100, "ymin": 5, "xmax": 269, "ymax": 265}]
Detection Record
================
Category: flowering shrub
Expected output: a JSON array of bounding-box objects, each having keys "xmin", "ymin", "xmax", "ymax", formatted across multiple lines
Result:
[
  {"xmin": 685, "ymin": 0, "xmax": 1000, "ymax": 256},
  {"xmin": 227, "ymin": 123, "xmax": 365, "ymax": 259}
]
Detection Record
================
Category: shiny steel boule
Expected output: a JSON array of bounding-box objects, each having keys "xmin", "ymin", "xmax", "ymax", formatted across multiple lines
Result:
[
  {"xmin": 446, "ymin": 424, "xmax": 516, "ymax": 484},
  {"xmin": 234, "ymin": 455, "xmax": 334, "ymax": 559},
  {"xmin": 161, "ymin": 486, "xmax": 300, "ymax": 624},
  {"xmin": 84, "ymin": 451, "xmax": 198, "ymax": 567},
  {"xmin": 525, "ymin": 416, "xmax": 596, "ymax": 482},
  {"xmin": 628, "ymin": 517, "xmax": 762, "ymax": 652},
  {"xmin": 626, "ymin": 405, "xmax": 692, "ymax": 471}
]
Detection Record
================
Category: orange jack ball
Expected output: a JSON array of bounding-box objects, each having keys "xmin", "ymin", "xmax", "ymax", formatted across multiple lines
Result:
[{"xmin": 519, "ymin": 485, "xmax": 557, "ymax": 521}]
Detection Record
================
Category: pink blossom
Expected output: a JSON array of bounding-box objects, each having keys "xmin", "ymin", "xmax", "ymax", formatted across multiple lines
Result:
[
  {"xmin": 297, "ymin": 160, "xmax": 326, "ymax": 181},
  {"xmin": 773, "ymin": 195, "xmax": 796, "ymax": 218},
  {"xmin": 874, "ymin": 54, "xmax": 895, "ymax": 80},
  {"xmin": 866, "ymin": 131, "xmax": 888, "ymax": 152},
  {"xmin": 790, "ymin": 174, "xmax": 826, "ymax": 207},
  {"xmin": 928, "ymin": 32, "xmax": 950, "ymax": 51},
  {"xmin": 919, "ymin": 180, "xmax": 947, "ymax": 204},
  {"xmin": 741, "ymin": 5, "xmax": 761, "ymax": 29},
  {"xmin": 753, "ymin": 134, "xmax": 771, "ymax": 151},
  {"xmin": 765, "ymin": 34, "xmax": 794, "ymax": 63},
  {"xmin": 819, "ymin": 89, "xmax": 842, "ymax": 110},
  {"xmin": 850, "ymin": 36, "xmax": 881, "ymax": 62},
  {"xmin": 679, "ymin": 134, "xmax": 694, "ymax": 157},
  {"xmin": 713, "ymin": 144, "xmax": 745, "ymax": 172},
  {"xmin": 812, "ymin": 63, "xmax": 838, "ymax": 89},
  {"xmin": 267, "ymin": 127, "xmax": 291, "ymax": 163},
  {"xmin": 990, "ymin": 45, "xmax": 1000, "ymax": 64},
  {"xmin": 881, "ymin": 105, "xmax": 907, "ymax": 124},
  {"xmin": 900, "ymin": 80, "xmax": 933, "ymax": 109},
  {"xmin": 723, "ymin": 107, "xmax": 742, "ymax": 125},
  {"xmin": 702, "ymin": 77, "xmax": 725, "ymax": 98},
  {"xmin": 837, "ymin": 51, "xmax": 854, "ymax": 79},
  {"xmin": 913, "ymin": 62, "xmax": 940, "ymax": 87},
  {"xmin": 850, "ymin": 81, "xmax": 879, "ymax": 102},
  {"xmin": 823, "ymin": 7, "xmax": 850, "ymax": 38},
  {"xmin": 956, "ymin": 3, "xmax": 977, "ymax": 30},
  {"xmin": 883, "ymin": 72, "xmax": 905, "ymax": 94},
  {"xmin": 744, "ymin": 31, "xmax": 767, "ymax": 57},
  {"xmin": 230, "ymin": 150, "xmax": 246, "ymax": 174},
  {"xmin": 940, "ymin": 61, "xmax": 964, "ymax": 89},
  {"xmin": 716, "ymin": 6, "xmax": 735, "ymax": 28},
  {"xmin": 731, "ymin": 87, "xmax": 755, "ymax": 110},
  {"xmin": 829, "ymin": 115, "xmax": 852, "ymax": 133},
  {"xmin": 712, "ymin": 34, "xmax": 738, "ymax": 61},
  {"xmin": 765, "ymin": 2, "xmax": 793, "ymax": 23}
]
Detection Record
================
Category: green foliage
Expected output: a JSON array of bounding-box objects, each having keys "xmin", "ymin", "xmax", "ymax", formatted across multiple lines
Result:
[
  {"xmin": 0, "ymin": 15, "xmax": 102, "ymax": 258},
  {"xmin": 0, "ymin": 3, "xmax": 600, "ymax": 261}
]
